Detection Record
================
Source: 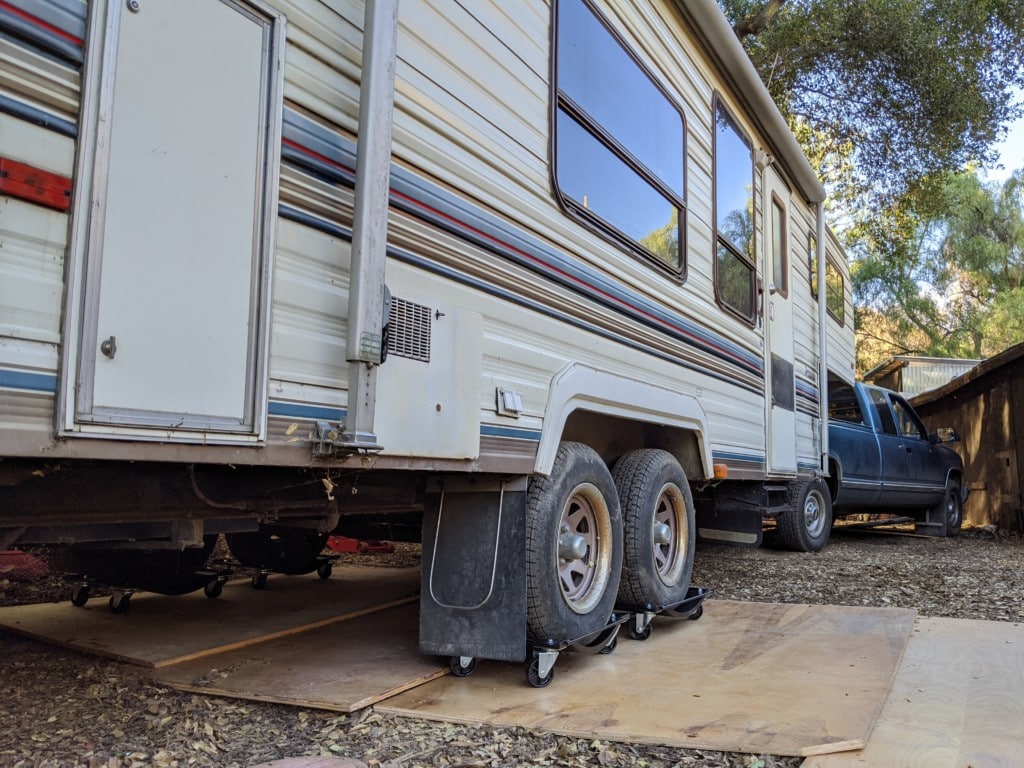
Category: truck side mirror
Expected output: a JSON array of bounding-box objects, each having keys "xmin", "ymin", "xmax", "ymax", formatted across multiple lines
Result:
[{"xmin": 931, "ymin": 427, "xmax": 960, "ymax": 444}]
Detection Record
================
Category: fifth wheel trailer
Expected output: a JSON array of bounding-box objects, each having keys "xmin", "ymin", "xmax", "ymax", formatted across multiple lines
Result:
[{"xmin": 0, "ymin": 0, "xmax": 855, "ymax": 673}]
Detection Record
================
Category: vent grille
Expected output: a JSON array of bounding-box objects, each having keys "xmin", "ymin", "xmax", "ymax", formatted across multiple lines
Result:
[{"xmin": 387, "ymin": 297, "xmax": 432, "ymax": 362}]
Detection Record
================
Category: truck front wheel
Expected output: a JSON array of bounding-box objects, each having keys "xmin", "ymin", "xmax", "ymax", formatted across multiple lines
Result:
[
  {"xmin": 526, "ymin": 442, "xmax": 623, "ymax": 643},
  {"xmin": 778, "ymin": 479, "xmax": 832, "ymax": 552}
]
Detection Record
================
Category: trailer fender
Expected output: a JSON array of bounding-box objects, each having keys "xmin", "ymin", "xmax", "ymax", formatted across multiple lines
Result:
[{"xmin": 537, "ymin": 364, "xmax": 712, "ymax": 478}]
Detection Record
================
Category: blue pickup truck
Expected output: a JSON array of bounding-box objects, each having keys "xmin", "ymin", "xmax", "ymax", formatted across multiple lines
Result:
[{"xmin": 826, "ymin": 380, "xmax": 967, "ymax": 538}]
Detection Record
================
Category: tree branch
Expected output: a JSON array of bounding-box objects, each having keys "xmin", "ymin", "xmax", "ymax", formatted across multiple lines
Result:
[{"xmin": 733, "ymin": 0, "xmax": 788, "ymax": 39}]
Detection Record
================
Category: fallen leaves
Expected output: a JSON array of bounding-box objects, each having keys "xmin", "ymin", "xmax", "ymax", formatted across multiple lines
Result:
[{"xmin": 2, "ymin": 530, "xmax": 1021, "ymax": 767}]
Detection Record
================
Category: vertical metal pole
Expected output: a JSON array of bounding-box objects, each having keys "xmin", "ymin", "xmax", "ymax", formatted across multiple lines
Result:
[
  {"xmin": 816, "ymin": 203, "xmax": 830, "ymax": 473},
  {"xmin": 343, "ymin": 0, "xmax": 399, "ymax": 450}
]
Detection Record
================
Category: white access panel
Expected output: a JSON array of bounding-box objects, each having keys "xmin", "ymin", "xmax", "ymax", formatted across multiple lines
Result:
[
  {"xmin": 70, "ymin": 0, "xmax": 282, "ymax": 436},
  {"xmin": 375, "ymin": 294, "xmax": 483, "ymax": 459}
]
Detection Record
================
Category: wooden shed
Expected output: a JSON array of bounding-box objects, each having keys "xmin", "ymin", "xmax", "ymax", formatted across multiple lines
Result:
[{"xmin": 912, "ymin": 343, "xmax": 1024, "ymax": 532}]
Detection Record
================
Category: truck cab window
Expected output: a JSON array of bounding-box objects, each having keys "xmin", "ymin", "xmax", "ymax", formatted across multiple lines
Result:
[
  {"xmin": 891, "ymin": 398, "xmax": 927, "ymax": 439},
  {"xmin": 867, "ymin": 387, "xmax": 898, "ymax": 435},
  {"xmin": 713, "ymin": 100, "xmax": 755, "ymax": 321},
  {"xmin": 554, "ymin": 0, "xmax": 686, "ymax": 272}
]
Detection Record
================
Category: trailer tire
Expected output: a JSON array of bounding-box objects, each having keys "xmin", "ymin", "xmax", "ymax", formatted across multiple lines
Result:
[
  {"xmin": 526, "ymin": 442, "xmax": 622, "ymax": 643},
  {"xmin": 778, "ymin": 478, "xmax": 832, "ymax": 552},
  {"xmin": 612, "ymin": 449, "xmax": 695, "ymax": 610}
]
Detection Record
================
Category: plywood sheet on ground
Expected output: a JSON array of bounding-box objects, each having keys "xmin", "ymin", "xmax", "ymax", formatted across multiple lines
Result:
[
  {"xmin": 0, "ymin": 566, "xmax": 419, "ymax": 667},
  {"xmin": 379, "ymin": 600, "xmax": 916, "ymax": 757},
  {"xmin": 802, "ymin": 616, "xmax": 1024, "ymax": 768},
  {"xmin": 156, "ymin": 602, "xmax": 447, "ymax": 712}
]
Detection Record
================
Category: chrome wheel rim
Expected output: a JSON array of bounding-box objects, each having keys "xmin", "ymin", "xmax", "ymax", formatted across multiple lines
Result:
[
  {"xmin": 804, "ymin": 488, "xmax": 827, "ymax": 539},
  {"xmin": 653, "ymin": 483, "xmax": 689, "ymax": 586},
  {"xmin": 557, "ymin": 482, "xmax": 613, "ymax": 614}
]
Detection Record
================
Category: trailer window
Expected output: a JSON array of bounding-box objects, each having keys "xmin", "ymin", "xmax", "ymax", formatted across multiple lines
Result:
[
  {"xmin": 554, "ymin": 0, "xmax": 686, "ymax": 273},
  {"xmin": 809, "ymin": 238, "xmax": 846, "ymax": 325},
  {"xmin": 713, "ymin": 100, "xmax": 755, "ymax": 321}
]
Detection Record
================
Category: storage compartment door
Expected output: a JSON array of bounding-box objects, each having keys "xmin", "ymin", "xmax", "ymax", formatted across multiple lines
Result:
[{"xmin": 68, "ymin": 0, "xmax": 282, "ymax": 439}]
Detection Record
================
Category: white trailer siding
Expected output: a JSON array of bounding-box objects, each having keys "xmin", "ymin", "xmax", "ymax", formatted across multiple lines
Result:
[{"xmin": 0, "ymin": 0, "xmax": 854, "ymax": 481}]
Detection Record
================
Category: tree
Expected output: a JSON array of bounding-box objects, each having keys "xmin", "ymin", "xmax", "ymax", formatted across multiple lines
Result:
[
  {"xmin": 849, "ymin": 169, "xmax": 1024, "ymax": 370},
  {"xmin": 719, "ymin": 0, "xmax": 1024, "ymax": 206},
  {"xmin": 940, "ymin": 169, "xmax": 1024, "ymax": 355}
]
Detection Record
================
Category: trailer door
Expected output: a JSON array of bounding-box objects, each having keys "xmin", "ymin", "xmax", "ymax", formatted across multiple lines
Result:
[
  {"xmin": 63, "ymin": 0, "xmax": 283, "ymax": 440},
  {"xmin": 763, "ymin": 166, "xmax": 796, "ymax": 474}
]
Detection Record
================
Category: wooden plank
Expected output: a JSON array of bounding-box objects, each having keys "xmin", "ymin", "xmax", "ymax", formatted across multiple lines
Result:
[
  {"xmin": 0, "ymin": 566, "xmax": 419, "ymax": 667},
  {"xmin": 156, "ymin": 602, "xmax": 447, "ymax": 712},
  {"xmin": 379, "ymin": 600, "xmax": 916, "ymax": 757},
  {"xmin": 802, "ymin": 617, "xmax": 1024, "ymax": 768}
]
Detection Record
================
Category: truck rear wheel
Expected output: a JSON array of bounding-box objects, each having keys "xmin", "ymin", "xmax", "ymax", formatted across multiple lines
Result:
[
  {"xmin": 612, "ymin": 449, "xmax": 695, "ymax": 610},
  {"xmin": 936, "ymin": 481, "xmax": 963, "ymax": 537},
  {"xmin": 778, "ymin": 478, "xmax": 832, "ymax": 552},
  {"xmin": 526, "ymin": 442, "xmax": 623, "ymax": 643}
]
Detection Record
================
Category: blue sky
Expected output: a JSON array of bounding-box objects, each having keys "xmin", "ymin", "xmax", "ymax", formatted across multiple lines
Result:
[{"xmin": 984, "ymin": 86, "xmax": 1024, "ymax": 181}]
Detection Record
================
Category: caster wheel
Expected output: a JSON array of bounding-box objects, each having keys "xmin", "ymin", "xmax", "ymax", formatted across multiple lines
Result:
[
  {"xmin": 317, "ymin": 562, "xmax": 333, "ymax": 580},
  {"xmin": 204, "ymin": 580, "xmax": 223, "ymax": 599},
  {"xmin": 449, "ymin": 656, "xmax": 476, "ymax": 677},
  {"xmin": 109, "ymin": 592, "xmax": 131, "ymax": 614},
  {"xmin": 688, "ymin": 605, "xmax": 704, "ymax": 621},
  {"xmin": 598, "ymin": 636, "xmax": 618, "ymax": 655},
  {"xmin": 71, "ymin": 585, "xmax": 90, "ymax": 607},
  {"xmin": 251, "ymin": 572, "xmax": 268, "ymax": 590},
  {"xmin": 628, "ymin": 623, "xmax": 652, "ymax": 641},
  {"xmin": 526, "ymin": 657, "xmax": 555, "ymax": 688}
]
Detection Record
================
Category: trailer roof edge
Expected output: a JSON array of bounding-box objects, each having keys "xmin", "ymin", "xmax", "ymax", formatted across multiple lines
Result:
[{"xmin": 677, "ymin": 0, "xmax": 826, "ymax": 205}]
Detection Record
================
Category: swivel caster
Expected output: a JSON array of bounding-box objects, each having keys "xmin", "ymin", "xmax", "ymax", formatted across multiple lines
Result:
[
  {"xmin": 526, "ymin": 656, "xmax": 556, "ymax": 688},
  {"xmin": 70, "ymin": 584, "xmax": 90, "ymax": 607},
  {"xmin": 449, "ymin": 656, "xmax": 476, "ymax": 677},
  {"xmin": 204, "ymin": 577, "xmax": 226, "ymax": 599},
  {"xmin": 628, "ymin": 613, "xmax": 653, "ymax": 641},
  {"xmin": 108, "ymin": 590, "xmax": 132, "ymax": 614}
]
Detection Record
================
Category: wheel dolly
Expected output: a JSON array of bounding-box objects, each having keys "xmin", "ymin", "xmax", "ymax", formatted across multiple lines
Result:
[
  {"xmin": 448, "ymin": 587, "xmax": 710, "ymax": 688},
  {"xmin": 619, "ymin": 585, "xmax": 712, "ymax": 641}
]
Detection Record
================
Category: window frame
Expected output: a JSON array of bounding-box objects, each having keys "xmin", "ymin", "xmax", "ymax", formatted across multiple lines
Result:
[
  {"xmin": 769, "ymin": 191, "xmax": 789, "ymax": 300},
  {"xmin": 711, "ymin": 95, "xmax": 757, "ymax": 325},
  {"xmin": 550, "ymin": 0, "xmax": 688, "ymax": 279},
  {"xmin": 808, "ymin": 234, "xmax": 846, "ymax": 326}
]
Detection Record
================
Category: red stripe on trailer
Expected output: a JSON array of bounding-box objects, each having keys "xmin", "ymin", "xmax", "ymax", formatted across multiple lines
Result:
[
  {"xmin": 0, "ymin": 157, "xmax": 72, "ymax": 211},
  {"xmin": 0, "ymin": 0, "xmax": 83, "ymax": 46}
]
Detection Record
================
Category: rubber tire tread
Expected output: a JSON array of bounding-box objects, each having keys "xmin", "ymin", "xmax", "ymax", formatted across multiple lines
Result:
[
  {"xmin": 612, "ymin": 449, "xmax": 696, "ymax": 609},
  {"xmin": 941, "ymin": 482, "xmax": 963, "ymax": 538},
  {"xmin": 525, "ymin": 442, "xmax": 623, "ymax": 643},
  {"xmin": 778, "ymin": 478, "xmax": 833, "ymax": 552}
]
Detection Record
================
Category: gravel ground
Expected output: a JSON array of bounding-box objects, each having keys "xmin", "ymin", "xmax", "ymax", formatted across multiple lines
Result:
[{"xmin": 1, "ymin": 527, "xmax": 1021, "ymax": 768}]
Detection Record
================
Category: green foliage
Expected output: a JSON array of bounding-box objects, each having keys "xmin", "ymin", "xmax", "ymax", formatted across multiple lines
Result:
[
  {"xmin": 719, "ymin": 0, "xmax": 1024, "ymax": 206},
  {"xmin": 848, "ymin": 169, "xmax": 1024, "ymax": 367}
]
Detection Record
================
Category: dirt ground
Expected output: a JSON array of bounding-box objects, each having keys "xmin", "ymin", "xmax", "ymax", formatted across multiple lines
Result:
[{"xmin": 1, "ymin": 527, "xmax": 1021, "ymax": 768}]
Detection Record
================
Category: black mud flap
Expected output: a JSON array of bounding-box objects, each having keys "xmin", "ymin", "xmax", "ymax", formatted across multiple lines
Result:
[
  {"xmin": 419, "ymin": 476, "xmax": 527, "ymax": 663},
  {"xmin": 694, "ymin": 484, "xmax": 765, "ymax": 547}
]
